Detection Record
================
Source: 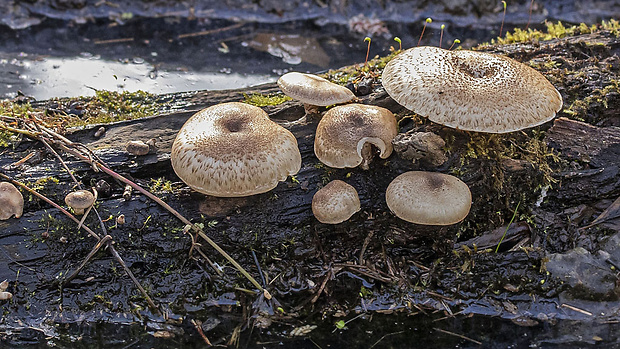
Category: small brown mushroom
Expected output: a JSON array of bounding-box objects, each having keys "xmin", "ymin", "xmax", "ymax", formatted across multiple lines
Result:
[
  {"xmin": 312, "ymin": 180, "xmax": 360, "ymax": 224},
  {"xmin": 386, "ymin": 171, "xmax": 471, "ymax": 225},
  {"xmin": 0, "ymin": 182, "xmax": 24, "ymax": 220},
  {"xmin": 65, "ymin": 190, "xmax": 95, "ymax": 215},
  {"xmin": 314, "ymin": 104, "xmax": 397, "ymax": 169},
  {"xmin": 126, "ymin": 140, "xmax": 150, "ymax": 156},
  {"xmin": 277, "ymin": 72, "xmax": 356, "ymax": 116}
]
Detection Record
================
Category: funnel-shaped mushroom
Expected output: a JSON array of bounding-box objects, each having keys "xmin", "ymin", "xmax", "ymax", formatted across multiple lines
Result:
[
  {"xmin": 277, "ymin": 72, "xmax": 355, "ymax": 107},
  {"xmin": 171, "ymin": 102, "xmax": 302, "ymax": 197},
  {"xmin": 386, "ymin": 171, "xmax": 471, "ymax": 225},
  {"xmin": 0, "ymin": 182, "xmax": 23, "ymax": 220},
  {"xmin": 382, "ymin": 46, "xmax": 562, "ymax": 133},
  {"xmin": 312, "ymin": 180, "xmax": 360, "ymax": 224},
  {"xmin": 65, "ymin": 190, "xmax": 95, "ymax": 215},
  {"xmin": 314, "ymin": 104, "xmax": 397, "ymax": 169}
]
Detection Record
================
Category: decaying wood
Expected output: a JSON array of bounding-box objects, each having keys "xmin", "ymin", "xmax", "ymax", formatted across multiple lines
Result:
[{"xmin": 1, "ymin": 29, "xmax": 619, "ymax": 345}]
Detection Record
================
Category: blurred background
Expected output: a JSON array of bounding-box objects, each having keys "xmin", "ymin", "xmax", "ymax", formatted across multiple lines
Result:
[{"xmin": 0, "ymin": 0, "xmax": 618, "ymax": 100}]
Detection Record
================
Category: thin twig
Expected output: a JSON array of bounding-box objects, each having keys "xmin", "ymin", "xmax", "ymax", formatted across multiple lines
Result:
[
  {"xmin": 434, "ymin": 328, "xmax": 482, "ymax": 345},
  {"xmin": 64, "ymin": 235, "xmax": 112, "ymax": 284}
]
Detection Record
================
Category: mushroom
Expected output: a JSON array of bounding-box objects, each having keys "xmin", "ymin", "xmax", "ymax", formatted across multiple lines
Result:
[
  {"xmin": 171, "ymin": 102, "xmax": 302, "ymax": 197},
  {"xmin": 314, "ymin": 103, "xmax": 398, "ymax": 169},
  {"xmin": 382, "ymin": 46, "xmax": 563, "ymax": 133},
  {"xmin": 277, "ymin": 72, "xmax": 356, "ymax": 116},
  {"xmin": 0, "ymin": 182, "xmax": 23, "ymax": 220},
  {"xmin": 65, "ymin": 190, "xmax": 95, "ymax": 215},
  {"xmin": 126, "ymin": 140, "xmax": 150, "ymax": 156},
  {"xmin": 386, "ymin": 171, "xmax": 471, "ymax": 225},
  {"xmin": 312, "ymin": 180, "xmax": 360, "ymax": 224}
]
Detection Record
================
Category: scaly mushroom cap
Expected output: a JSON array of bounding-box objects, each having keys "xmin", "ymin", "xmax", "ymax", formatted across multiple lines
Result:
[
  {"xmin": 382, "ymin": 46, "xmax": 563, "ymax": 133},
  {"xmin": 312, "ymin": 180, "xmax": 361, "ymax": 224},
  {"xmin": 171, "ymin": 102, "xmax": 302, "ymax": 197},
  {"xmin": 386, "ymin": 171, "xmax": 472, "ymax": 225},
  {"xmin": 65, "ymin": 190, "xmax": 95, "ymax": 214},
  {"xmin": 277, "ymin": 72, "xmax": 356, "ymax": 106},
  {"xmin": 314, "ymin": 104, "xmax": 398, "ymax": 168},
  {"xmin": 0, "ymin": 182, "xmax": 24, "ymax": 220}
]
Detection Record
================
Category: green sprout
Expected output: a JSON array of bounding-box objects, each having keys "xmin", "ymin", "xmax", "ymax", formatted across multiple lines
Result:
[{"xmin": 418, "ymin": 17, "xmax": 433, "ymax": 46}]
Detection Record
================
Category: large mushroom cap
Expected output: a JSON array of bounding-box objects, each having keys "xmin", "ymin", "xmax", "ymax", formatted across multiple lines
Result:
[
  {"xmin": 277, "ymin": 72, "xmax": 356, "ymax": 106},
  {"xmin": 65, "ymin": 190, "xmax": 95, "ymax": 215},
  {"xmin": 382, "ymin": 46, "xmax": 563, "ymax": 133},
  {"xmin": 386, "ymin": 171, "xmax": 472, "ymax": 225},
  {"xmin": 312, "ymin": 180, "xmax": 361, "ymax": 224},
  {"xmin": 171, "ymin": 102, "xmax": 302, "ymax": 197},
  {"xmin": 314, "ymin": 103, "xmax": 398, "ymax": 168},
  {"xmin": 0, "ymin": 182, "xmax": 24, "ymax": 220}
]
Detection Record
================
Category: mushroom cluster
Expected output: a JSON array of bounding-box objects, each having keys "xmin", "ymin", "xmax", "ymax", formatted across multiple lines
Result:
[{"xmin": 382, "ymin": 46, "xmax": 562, "ymax": 133}]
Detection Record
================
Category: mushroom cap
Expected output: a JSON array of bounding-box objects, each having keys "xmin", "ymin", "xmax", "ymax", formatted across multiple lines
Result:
[
  {"xmin": 0, "ymin": 182, "xmax": 24, "ymax": 220},
  {"xmin": 65, "ymin": 190, "xmax": 95, "ymax": 210},
  {"xmin": 386, "ymin": 171, "xmax": 472, "ymax": 225},
  {"xmin": 314, "ymin": 103, "xmax": 398, "ymax": 168},
  {"xmin": 171, "ymin": 102, "xmax": 302, "ymax": 197},
  {"xmin": 382, "ymin": 46, "xmax": 563, "ymax": 133},
  {"xmin": 312, "ymin": 180, "xmax": 361, "ymax": 224},
  {"xmin": 277, "ymin": 72, "xmax": 356, "ymax": 106}
]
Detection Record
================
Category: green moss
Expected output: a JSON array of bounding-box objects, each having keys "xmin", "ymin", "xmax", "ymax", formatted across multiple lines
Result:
[
  {"xmin": 69, "ymin": 90, "xmax": 158, "ymax": 127},
  {"xmin": 564, "ymin": 79, "xmax": 619, "ymax": 118},
  {"xmin": 148, "ymin": 177, "xmax": 176, "ymax": 193},
  {"xmin": 485, "ymin": 21, "xmax": 599, "ymax": 46},
  {"xmin": 242, "ymin": 93, "xmax": 291, "ymax": 107}
]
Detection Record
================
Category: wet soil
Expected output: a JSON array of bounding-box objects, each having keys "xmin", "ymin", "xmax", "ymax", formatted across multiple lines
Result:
[{"xmin": 1, "ymin": 24, "xmax": 620, "ymax": 349}]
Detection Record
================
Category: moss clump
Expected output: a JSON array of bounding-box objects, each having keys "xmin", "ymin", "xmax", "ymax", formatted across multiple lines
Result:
[
  {"xmin": 148, "ymin": 177, "xmax": 177, "ymax": 193},
  {"xmin": 242, "ymin": 93, "xmax": 291, "ymax": 107},
  {"xmin": 68, "ymin": 90, "xmax": 158, "ymax": 127},
  {"xmin": 491, "ymin": 22, "xmax": 597, "ymax": 45}
]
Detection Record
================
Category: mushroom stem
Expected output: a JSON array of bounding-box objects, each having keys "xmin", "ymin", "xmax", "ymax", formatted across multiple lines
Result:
[{"xmin": 359, "ymin": 142, "xmax": 374, "ymax": 170}]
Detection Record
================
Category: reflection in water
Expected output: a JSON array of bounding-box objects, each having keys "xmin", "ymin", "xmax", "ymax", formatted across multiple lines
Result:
[
  {"xmin": 246, "ymin": 33, "xmax": 331, "ymax": 67},
  {"xmin": 0, "ymin": 54, "xmax": 274, "ymax": 100}
]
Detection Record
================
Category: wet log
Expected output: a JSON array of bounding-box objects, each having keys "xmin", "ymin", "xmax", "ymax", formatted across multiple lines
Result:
[{"xmin": 1, "ymin": 29, "xmax": 619, "ymax": 346}]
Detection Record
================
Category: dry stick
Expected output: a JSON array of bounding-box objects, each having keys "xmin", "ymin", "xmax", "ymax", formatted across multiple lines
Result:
[
  {"xmin": 499, "ymin": 1, "xmax": 507, "ymax": 37},
  {"xmin": 0, "ymin": 172, "xmax": 159, "ymax": 312},
  {"xmin": 54, "ymin": 142, "xmax": 270, "ymax": 298},
  {"xmin": 417, "ymin": 18, "xmax": 432, "ymax": 46},
  {"xmin": 64, "ymin": 235, "xmax": 112, "ymax": 283},
  {"xmin": 525, "ymin": 0, "xmax": 534, "ymax": 31},
  {"xmin": 434, "ymin": 328, "xmax": 482, "ymax": 345}
]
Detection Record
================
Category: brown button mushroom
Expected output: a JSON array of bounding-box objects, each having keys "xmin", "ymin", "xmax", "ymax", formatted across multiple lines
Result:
[
  {"xmin": 386, "ymin": 171, "xmax": 471, "ymax": 225},
  {"xmin": 171, "ymin": 102, "xmax": 302, "ymax": 197},
  {"xmin": 0, "ymin": 182, "xmax": 24, "ymax": 220},
  {"xmin": 65, "ymin": 190, "xmax": 95, "ymax": 215},
  {"xmin": 126, "ymin": 140, "xmax": 150, "ymax": 156},
  {"xmin": 278, "ymin": 72, "xmax": 356, "ymax": 106},
  {"xmin": 382, "ymin": 46, "xmax": 563, "ymax": 133},
  {"xmin": 314, "ymin": 103, "xmax": 398, "ymax": 169},
  {"xmin": 312, "ymin": 180, "xmax": 360, "ymax": 224}
]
